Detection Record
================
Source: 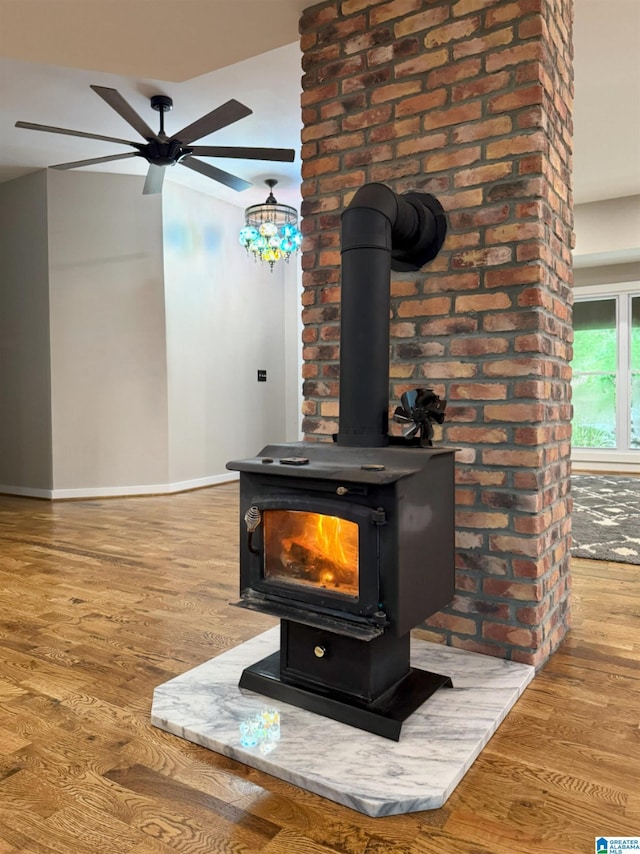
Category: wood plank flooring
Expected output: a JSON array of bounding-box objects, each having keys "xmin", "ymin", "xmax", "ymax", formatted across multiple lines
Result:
[{"xmin": 0, "ymin": 484, "xmax": 638, "ymax": 853}]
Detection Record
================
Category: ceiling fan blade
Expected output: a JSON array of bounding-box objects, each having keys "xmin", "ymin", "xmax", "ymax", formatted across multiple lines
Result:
[
  {"xmin": 143, "ymin": 164, "xmax": 166, "ymax": 195},
  {"xmin": 180, "ymin": 157, "xmax": 251, "ymax": 191},
  {"xmin": 90, "ymin": 85, "xmax": 157, "ymax": 141},
  {"xmin": 50, "ymin": 152, "xmax": 141, "ymax": 170},
  {"xmin": 174, "ymin": 99, "xmax": 252, "ymax": 145},
  {"xmin": 188, "ymin": 146, "xmax": 295, "ymax": 162},
  {"xmin": 15, "ymin": 120, "xmax": 139, "ymax": 147}
]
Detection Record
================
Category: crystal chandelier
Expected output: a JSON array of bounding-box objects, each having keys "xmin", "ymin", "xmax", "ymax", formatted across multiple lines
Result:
[{"xmin": 239, "ymin": 179, "xmax": 302, "ymax": 270}]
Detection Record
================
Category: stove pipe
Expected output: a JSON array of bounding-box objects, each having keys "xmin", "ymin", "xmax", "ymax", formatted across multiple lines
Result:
[{"xmin": 337, "ymin": 183, "xmax": 447, "ymax": 448}]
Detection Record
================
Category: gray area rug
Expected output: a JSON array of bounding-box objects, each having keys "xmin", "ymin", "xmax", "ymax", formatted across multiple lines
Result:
[{"xmin": 571, "ymin": 474, "xmax": 640, "ymax": 564}]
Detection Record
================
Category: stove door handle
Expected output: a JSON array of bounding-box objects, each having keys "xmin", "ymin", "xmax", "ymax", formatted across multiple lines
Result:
[{"xmin": 244, "ymin": 506, "xmax": 262, "ymax": 555}]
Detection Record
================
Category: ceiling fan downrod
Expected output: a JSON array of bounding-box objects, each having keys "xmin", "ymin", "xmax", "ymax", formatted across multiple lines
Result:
[{"xmin": 150, "ymin": 95, "xmax": 173, "ymax": 138}]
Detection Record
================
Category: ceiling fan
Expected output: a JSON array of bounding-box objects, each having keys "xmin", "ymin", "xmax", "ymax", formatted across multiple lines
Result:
[{"xmin": 15, "ymin": 85, "xmax": 295, "ymax": 195}]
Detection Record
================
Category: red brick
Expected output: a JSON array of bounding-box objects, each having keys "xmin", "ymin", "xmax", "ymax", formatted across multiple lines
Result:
[
  {"xmin": 395, "ymin": 48, "xmax": 449, "ymax": 78},
  {"xmin": 397, "ymin": 296, "xmax": 451, "ymax": 317},
  {"xmin": 421, "ymin": 361, "xmax": 478, "ymax": 379},
  {"xmin": 455, "ymin": 468, "xmax": 505, "ymax": 486},
  {"xmin": 452, "ymin": 247, "xmax": 512, "ymax": 268},
  {"xmin": 423, "ymin": 145, "xmax": 481, "ymax": 172},
  {"xmin": 370, "ymin": 0, "xmax": 422, "ymax": 25},
  {"xmin": 301, "ymin": 156, "xmax": 340, "ymax": 178},
  {"xmin": 452, "ymin": 116, "xmax": 512, "ymax": 143},
  {"xmin": 396, "ymin": 131, "xmax": 448, "ymax": 157},
  {"xmin": 316, "ymin": 56, "xmax": 365, "ymax": 84},
  {"xmin": 341, "ymin": 0, "xmax": 388, "ymax": 13},
  {"xmin": 319, "ymin": 132, "xmax": 366, "ymax": 154},
  {"xmin": 485, "ymin": 0, "xmax": 543, "ymax": 28},
  {"xmin": 395, "ymin": 5, "xmax": 450, "ymax": 37},
  {"xmin": 342, "ymin": 67, "xmax": 392, "ymax": 95},
  {"xmin": 455, "ymin": 292, "xmax": 512, "ymax": 312},
  {"xmin": 426, "ymin": 612, "xmax": 477, "ymax": 635},
  {"xmin": 300, "ymin": 5, "xmax": 338, "ymax": 29},
  {"xmin": 484, "ymin": 403, "xmax": 545, "ymax": 422},
  {"xmin": 449, "ymin": 427, "xmax": 508, "ymax": 444},
  {"xmin": 486, "ymin": 132, "xmax": 547, "ymax": 161},
  {"xmin": 369, "ymin": 117, "xmax": 422, "ymax": 143},
  {"xmin": 453, "ymin": 27, "xmax": 514, "ymax": 61},
  {"xmin": 419, "ymin": 317, "xmax": 479, "ymax": 338},
  {"xmin": 427, "ymin": 57, "xmax": 482, "ymax": 88},
  {"xmin": 482, "ymin": 623, "xmax": 535, "ymax": 648},
  {"xmin": 485, "ymin": 265, "xmax": 544, "ymax": 288},
  {"xmin": 486, "ymin": 42, "xmax": 545, "ymax": 72},
  {"xmin": 485, "ymin": 221, "xmax": 545, "ymax": 244},
  {"xmin": 488, "ymin": 85, "xmax": 545, "ymax": 116},
  {"xmin": 452, "ymin": 0, "xmax": 490, "ymax": 16},
  {"xmin": 370, "ymin": 159, "xmax": 420, "ymax": 182},
  {"xmin": 424, "ymin": 16, "xmax": 481, "ymax": 48},
  {"xmin": 320, "ymin": 401, "xmax": 339, "ymax": 417},
  {"xmin": 370, "ymin": 81, "xmax": 422, "ymax": 104},
  {"xmin": 424, "ymin": 101, "xmax": 482, "ymax": 131},
  {"xmin": 301, "ymin": 119, "xmax": 339, "ymax": 144},
  {"xmin": 342, "ymin": 27, "xmax": 393, "ymax": 55},
  {"xmin": 449, "ymin": 382, "xmax": 507, "ymax": 400},
  {"xmin": 423, "ymin": 272, "xmax": 480, "ymax": 293},
  {"xmin": 483, "ymin": 311, "xmax": 542, "ymax": 332},
  {"xmin": 452, "ymin": 70, "xmax": 511, "ymax": 102},
  {"xmin": 342, "ymin": 105, "xmax": 393, "ymax": 130},
  {"xmin": 454, "ymin": 161, "xmax": 513, "ymax": 188},
  {"xmin": 390, "ymin": 321, "xmax": 416, "ymax": 338},
  {"xmin": 301, "ymin": 83, "xmax": 339, "ymax": 107},
  {"xmin": 483, "ymin": 578, "xmax": 543, "ymax": 599},
  {"xmin": 450, "ymin": 338, "xmax": 509, "ymax": 356},
  {"xmin": 396, "ymin": 88, "xmax": 448, "ymax": 117},
  {"xmin": 390, "ymin": 279, "xmax": 419, "ymax": 297}
]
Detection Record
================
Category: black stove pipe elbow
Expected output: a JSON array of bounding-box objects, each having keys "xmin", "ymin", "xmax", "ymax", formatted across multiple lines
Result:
[{"xmin": 337, "ymin": 183, "xmax": 447, "ymax": 448}]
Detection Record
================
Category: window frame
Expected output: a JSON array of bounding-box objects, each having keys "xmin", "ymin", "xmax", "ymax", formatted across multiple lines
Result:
[{"xmin": 572, "ymin": 281, "xmax": 640, "ymax": 472}]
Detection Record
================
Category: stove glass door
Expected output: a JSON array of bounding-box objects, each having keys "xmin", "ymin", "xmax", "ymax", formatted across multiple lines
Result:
[{"xmin": 263, "ymin": 509, "xmax": 359, "ymax": 598}]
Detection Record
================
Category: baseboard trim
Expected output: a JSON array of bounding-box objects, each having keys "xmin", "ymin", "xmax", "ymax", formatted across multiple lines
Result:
[{"xmin": 0, "ymin": 472, "xmax": 239, "ymax": 501}]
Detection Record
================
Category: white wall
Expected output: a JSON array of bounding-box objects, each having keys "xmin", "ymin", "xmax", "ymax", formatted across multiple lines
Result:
[
  {"xmin": 573, "ymin": 194, "xmax": 640, "ymax": 269},
  {"xmin": 0, "ymin": 169, "xmax": 302, "ymax": 497},
  {"xmin": 47, "ymin": 170, "xmax": 170, "ymax": 492},
  {"xmin": 162, "ymin": 181, "xmax": 295, "ymax": 483},
  {"xmin": 0, "ymin": 171, "xmax": 53, "ymax": 494}
]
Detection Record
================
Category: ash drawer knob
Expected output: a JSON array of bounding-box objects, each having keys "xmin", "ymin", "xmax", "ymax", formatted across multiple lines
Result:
[
  {"xmin": 336, "ymin": 486, "xmax": 349, "ymax": 496},
  {"xmin": 314, "ymin": 645, "xmax": 327, "ymax": 659}
]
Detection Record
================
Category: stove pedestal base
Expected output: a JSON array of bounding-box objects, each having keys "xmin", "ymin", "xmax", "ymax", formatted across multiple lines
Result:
[{"xmin": 240, "ymin": 649, "xmax": 452, "ymax": 741}]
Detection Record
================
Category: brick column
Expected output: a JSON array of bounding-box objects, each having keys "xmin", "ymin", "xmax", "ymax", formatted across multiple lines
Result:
[{"xmin": 299, "ymin": 0, "xmax": 573, "ymax": 666}]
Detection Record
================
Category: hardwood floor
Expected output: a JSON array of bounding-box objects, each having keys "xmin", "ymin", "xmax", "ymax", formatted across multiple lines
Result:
[{"xmin": 0, "ymin": 484, "xmax": 638, "ymax": 853}]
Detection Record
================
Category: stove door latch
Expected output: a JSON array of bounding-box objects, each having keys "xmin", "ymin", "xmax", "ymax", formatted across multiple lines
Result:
[
  {"xmin": 371, "ymin": 507, "xmax": 386, "ymax": 525},
  {"xmin": 244, "ymin": 505, "xmax": 262, "ymax": 555}
]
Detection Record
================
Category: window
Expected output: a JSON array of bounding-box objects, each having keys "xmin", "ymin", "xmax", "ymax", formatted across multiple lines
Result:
[
  {"xmin": 572, "ymin": 298, "xmax": 617, "ymax": 448},
  {"xmin": 572, "ymin": 287, "xmax": 640, "ymax": 459}
]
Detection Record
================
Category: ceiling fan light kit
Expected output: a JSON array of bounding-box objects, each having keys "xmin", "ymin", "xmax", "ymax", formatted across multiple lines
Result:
[
  {"xmin": 239, "ymin": 179, "xmax": 302, "ymax": 270},
  {"xmin": 15, "ymin": 85, "xmax": 296, "ymax": 196}
]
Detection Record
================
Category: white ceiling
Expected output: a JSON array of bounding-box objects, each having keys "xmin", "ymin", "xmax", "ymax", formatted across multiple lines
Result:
[{"xmin": 0, "ymin": 0, "xmax": 638, "ymax": 209}]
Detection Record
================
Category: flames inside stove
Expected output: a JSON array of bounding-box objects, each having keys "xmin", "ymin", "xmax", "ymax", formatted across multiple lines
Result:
[{"xmin": 263, "ymin": 510, "xmax": 359, "ymax": 598}]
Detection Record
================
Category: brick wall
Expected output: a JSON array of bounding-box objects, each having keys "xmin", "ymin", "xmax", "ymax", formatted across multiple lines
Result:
[{"xmin": 299, "ymin": 0, "xmax": 573, "ymax": 666}]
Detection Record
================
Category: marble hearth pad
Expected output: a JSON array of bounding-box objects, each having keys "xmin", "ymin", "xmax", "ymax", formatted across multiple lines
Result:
[{"xmin": 151, "ymin": 627, "xmax": 534, "ymax": 817}]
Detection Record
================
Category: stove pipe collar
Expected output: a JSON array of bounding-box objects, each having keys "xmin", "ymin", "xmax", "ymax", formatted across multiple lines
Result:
[{"xmin": 342, "ymin": 182, "xmax": 447, "ymax": 272}]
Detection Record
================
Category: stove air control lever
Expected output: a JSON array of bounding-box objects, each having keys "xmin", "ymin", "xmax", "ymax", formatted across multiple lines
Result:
[
  {"xmin": 314, "ymin": 645, "xmax": 327, "ymax": 659},
  {"xmin": 244, "ymin": 505, "xmax": 262, "ymax": 555}
]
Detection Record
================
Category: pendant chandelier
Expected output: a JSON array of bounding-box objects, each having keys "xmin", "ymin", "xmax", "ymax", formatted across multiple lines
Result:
[{"xmin": 239, "ymin": 179, "xmax": 302, "ymax": 270}]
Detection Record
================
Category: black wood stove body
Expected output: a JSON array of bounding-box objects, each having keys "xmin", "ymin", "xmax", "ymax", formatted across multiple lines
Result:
[{"xmin": 227, "ymin": 183, "xmax": 455, "ymax": 740}]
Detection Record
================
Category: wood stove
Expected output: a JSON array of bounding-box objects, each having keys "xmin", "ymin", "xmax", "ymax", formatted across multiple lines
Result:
[{"xmin": 227, "ymin": 183, "xmax": 454, "ymax": 740}]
